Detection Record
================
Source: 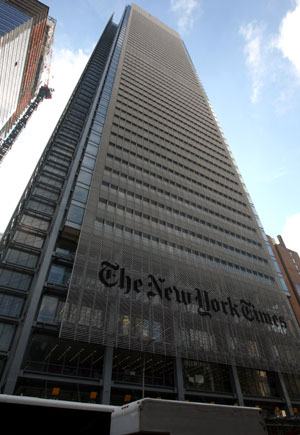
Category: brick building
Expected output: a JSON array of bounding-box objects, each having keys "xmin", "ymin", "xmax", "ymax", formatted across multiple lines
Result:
[{"xmin": 268, "ymin": 235, "xmax": 300, "ymax": 327}]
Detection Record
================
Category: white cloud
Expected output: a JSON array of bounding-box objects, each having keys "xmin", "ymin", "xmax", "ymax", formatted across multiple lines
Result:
[
  {"xmin": 240, "ymin": 1, "xmax": 300, "ymax": 104},
  {"xmin": 0, "ymin": 46, "xmax": 91, "ymax": 234},
  {"xmin": 282, "ymin": 213, "xmax": 300, "ymax": 255},
  {"xmin": 274, "ymin": 0, "xmax": 300, "ymax": 80},
  {"xmin": 170, "ymin": 0, "xmax": 200, "ymax": 34},
  {"xmin": 239, "ymin": 21, "xmax": 265, "ymax": 103}
]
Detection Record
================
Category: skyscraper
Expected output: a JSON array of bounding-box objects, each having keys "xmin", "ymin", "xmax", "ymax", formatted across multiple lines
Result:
[
  {"xmin": 0, "ymin": 0, "xmax": 54, "ymax": 161},
  {"xmin": 1, "ymin": 3, "xmax": 300, "ymax": 416},
  {"xmin": 0, "ymin": 0, "xmax": 34, "ymax": 136}
]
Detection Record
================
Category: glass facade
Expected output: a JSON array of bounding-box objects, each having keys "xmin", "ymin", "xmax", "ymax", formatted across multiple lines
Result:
[
  {"xmin": 0, "ymin": 1, "xmax": 32, "ymax": 129},
  {"xmin": 0, "ymin": 0, "xmax": 50, "ymax": 160}
]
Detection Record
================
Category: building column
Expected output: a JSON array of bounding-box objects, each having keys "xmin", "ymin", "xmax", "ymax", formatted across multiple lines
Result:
[
  {"xmin": 230, "ymin": 365, "xmax": 244, "ymax": 406},
  {"xmin": 276, "ymin": 372, "xmax": 294, "ymax": 417},
  {"xmin": 175, "ymin": 357, "xmax": 185, "ymax": 401},
  {"xmin": 101, "ymin": 346, "xmax": 114, "ymax": 404}
]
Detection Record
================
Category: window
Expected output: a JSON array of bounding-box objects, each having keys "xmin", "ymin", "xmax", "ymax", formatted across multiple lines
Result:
[
  {"xmin": 120, "ymin": 315, "xmax": 130, "ymax": 335},
  {"xmin": 13, "ymin": 231, "xmax": 44, "ymax": 249},
  {"xmin": 89, "ymin": 132, "xmax": 101, "ymax": 144},
  {"xmin": 73, "ymin": 185, "xmax": 89, "ymax": 204},
  {"xmin": 38, "ymin": 174, "xmax": 63, "ymax": 188},
  {"xmin": 21, "ymin": 214, "xmax": 49, "ymax": 231},
  {"xmin": 94, "ymin": 114, "xmax": 105, "ymax": 124},
  {"xmin": 44, "ymin": 164, "xmax": 66, "ymax": 177},
  {"xmin": 0, "ymin": 293, "xmax": 23, "ymax": 317},
  {"xmin": 0, "ymin": 323, "xmax": 15, "ymax": 351},
  {"xmin": 86, "ymin": 143, "xmax": 98, "ymax": 156},
  {"xmin": 82, "ymin": 155, "xmax": 95, "ymax": 170},
  {"xmin": 97, "ymin": 106, "xmax": 107, "ymax": 116},
  {"xmin": 78, "ymin": 169, "xmax": 92, "ymax": 186},
  {"xmin": 56, "ymin": 238, "xmax": 77, "ymax": 255},
  {"xmin": 183, "ymin": 359, "xmax": 232, "ymax": 393},
  {"xmin": 92, "ymin": 123, "xmax": 103, "ymax": 134},
  {"xmin": 28, "ymin": 199, "xmax": 55, "ymax": 216},
  {"xmin": 237, "ymin": 367, "xmax": 279, "ymax": 397},
  {"xmin": 33, "ymin": 186, "xmax": 59, "ymax": 201},
  {"xmin": 100, "ymin": 97, "xmax": 110, "ymax": 107},
  {"xmin": 67, "ymin": 204, "xmax": 85, "ymax": 224},
  {"xmin": 37, "ymin": 295, "xmax": 64, "ymax": 324},
  {"xmin": 5, "ymin": 249, "xmax": 38, "ymax": 269},
  {"xmin": 47, "ymin": 264, "xmax": 72, "ymax": 286},
  {"xmin": 0, "ymin": 268, "xmax": 32, "ymax": 291}
]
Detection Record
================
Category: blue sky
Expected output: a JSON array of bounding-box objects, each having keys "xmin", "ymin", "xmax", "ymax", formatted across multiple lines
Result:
[{"xmin": 1, "ymin": 0, "xmax": 299, "ymax": 254}]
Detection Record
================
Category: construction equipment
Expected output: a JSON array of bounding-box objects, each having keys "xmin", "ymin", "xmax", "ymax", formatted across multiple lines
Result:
[{"xmin": 0, "ymin": 85, "xmax": 54, "ymax": 163}]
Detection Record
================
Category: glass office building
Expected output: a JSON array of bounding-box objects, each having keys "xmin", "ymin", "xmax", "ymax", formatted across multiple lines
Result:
[
  {"xmin": 0, "ymin": 1, "xmax": 33, "ymax": 133},
  {"xmin": 1, "ymin": 4, "xmax": 300, "ymax": 415},
  {"xmin": 0, "ymin": 0, "xmax": 50, "ymax": 158}
]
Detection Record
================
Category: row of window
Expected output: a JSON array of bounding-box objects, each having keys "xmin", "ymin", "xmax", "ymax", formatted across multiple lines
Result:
[
  {"xmin": 63, "ymin": 74, "xmax": 107, "ymax": 226},
  {"xmin": 127, "ymin": 25, "xmax": 199, "ymax": 87},
  {"xmin": 101, "ymin": 178, "xmax": 260, "ymax": 246},
  {"xmin": 95, "ymin": 218, "xmax": 274, "ymax": 282},
  {"xmin": 122, "ymin": 68, "xmax": 218, "ymax": 149},
  {"xmin": 106, "ymin": 148, "xmax": 247, "ymax": 213},
  {"xmin": 113, "ymin": 108, "xmax": 234, "ymax": 176},
  {"xmin": 119, "ymin": 68, "xmax": 213, "ymax": 141},
  {"xmin": 120, "ymin": 65, "xmax": 224, "ymax": 149},
  {"xmin": 0, "ymin": 20, "xmax": 119, "ymax": 357},
  {"xmin": 117, "ymin": 86, "xmax": 226, "ymax": 160},
  {"xmin": 99, "ymin": 197, "xmax": 267, "ymax": 264},
  {"xmin": 103, "ymin": 167, "xmax": 254, "ymax": 228},
  {"xmin": 121, "ymin": 54, "xmax": 223, "ymax": 144},
  {"xmin": 66, "ymin": 5, "xmax": 129, "ymax": 229},
  {"xmin": 123, "ymin": 51, "xmax": 219, "ymax": 135},
  {"xmin": 110, "ymin": 124, "xmax": 237, "ymax": 188},
  {"xmin": 0, "ymin": 45, "xmax": 104, "ymax": 294},
  {"xmin": 115, "ymin": 98, "xmax": 231, "ymax": 170}
]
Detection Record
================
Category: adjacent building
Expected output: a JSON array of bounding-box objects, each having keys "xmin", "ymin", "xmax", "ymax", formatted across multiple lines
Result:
[
  {"xmin": 0, "ymin": 0, "xmax": 54, "ymax": 162},
  {"xmin": 1, "ymin": 4, "xmax": 300, "ymax": 417},
  {"xmin": 268, "ymin": 235, "xmax": 300, "ymax": 327}
]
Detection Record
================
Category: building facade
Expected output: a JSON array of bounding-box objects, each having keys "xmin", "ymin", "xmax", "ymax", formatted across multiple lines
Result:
[
  {"xmin": 269, "ymin": 235, "xmax": 300, "ymax": 327},
  {"xmin": 0, "ymin": 0, "xmax": 51, "ymax": 160},
  {"xmin": 1, "ymin": 4, "xmax": 300, "ymax": 416},
  {"xmin": 0, "ymin": 0, "xmax": 33, "ymax": 133}
]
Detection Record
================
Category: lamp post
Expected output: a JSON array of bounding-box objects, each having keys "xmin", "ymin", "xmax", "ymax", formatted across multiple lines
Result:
[{"xmin": 142, "ymin": 338, "xmax": 155, "ymax": 399}]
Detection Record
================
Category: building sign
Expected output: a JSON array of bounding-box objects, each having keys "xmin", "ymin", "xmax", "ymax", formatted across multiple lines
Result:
[{"xmin": 99, "ymin": 260, "xmax": 287, "ymax": 329}]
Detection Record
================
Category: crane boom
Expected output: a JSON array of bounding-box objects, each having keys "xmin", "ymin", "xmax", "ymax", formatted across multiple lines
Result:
[{"xmin": 0, "ymin": 86, "xmax": 53, "ymax": 164}]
